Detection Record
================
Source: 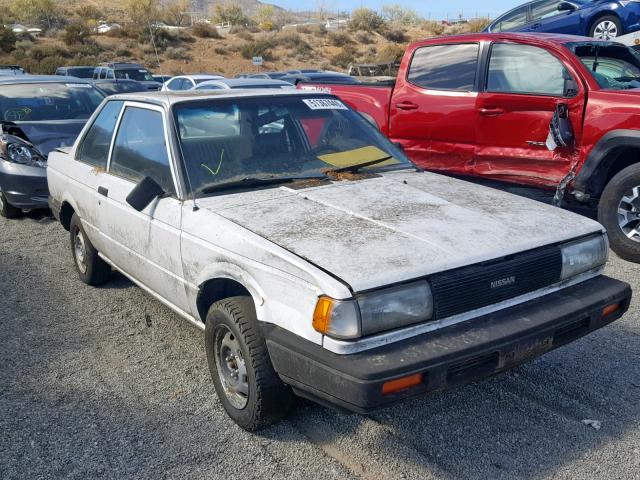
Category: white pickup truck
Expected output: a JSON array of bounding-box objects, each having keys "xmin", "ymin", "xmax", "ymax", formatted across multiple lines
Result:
[{"xmin": 47, "ymin": 90, "xmax": 631, "ymax": 431}]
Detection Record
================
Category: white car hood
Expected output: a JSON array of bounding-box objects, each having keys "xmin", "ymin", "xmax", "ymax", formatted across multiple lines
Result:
[{"xmin": 200, "ymin": 171, "xmax": 603, "ymax": 292}]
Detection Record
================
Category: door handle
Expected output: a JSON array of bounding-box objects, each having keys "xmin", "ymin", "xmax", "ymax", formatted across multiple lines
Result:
[
  {"xmin": 530, "ymin": 23, "xmax": 542, "ymax": 29},
  {"xmin": 396, "ymin": 101, "xmax": 419, "ymax": 111},
  {"xmin": 98, "ymin": 186, "xmax": 108, "ymax": 197},
  {"xmin": 479, "ymin": 107, "xmax": 505, "ymax": 117}
]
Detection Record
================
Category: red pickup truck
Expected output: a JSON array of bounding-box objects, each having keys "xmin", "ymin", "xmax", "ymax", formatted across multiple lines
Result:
[{"xmin": 300, "ymin": 32, "xmax": 640, "ymax": 263}]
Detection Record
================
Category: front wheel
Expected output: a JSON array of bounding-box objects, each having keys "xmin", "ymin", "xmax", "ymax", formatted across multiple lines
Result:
[
  {"xmin": 205, "ymin": 296, "xmax": 294, "ymax": 431},
  {"xmin": 69, "ymin": 213, "xmax": 111, "ymax": 285},
  {"xmin": 598, "ymin": 164, "xmax": 640, "ymax": 263},
  {"xmin": 0, "ymin": 189, "xmax": 21, "ymax": 219},
  {"xmin": 590, "ymin": 15, "xmax": 622, "ymax": 39}
]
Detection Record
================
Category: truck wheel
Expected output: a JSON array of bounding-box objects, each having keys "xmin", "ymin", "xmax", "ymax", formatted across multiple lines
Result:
[
  {"xmin": 598, "ymin": 164, "xmax": 640, "ymax": 263},
  {"xmin": 205, "ymin": 296, "xmax": 293, "ymax": 431},
  {"xmin": 590, "ymin": 15, "xmax": 622, "ymax": 39},
  {"xmin": 0, "ymin": 189, "xmax": 21, "ymax": 219},
  {"xmin": 69, "ymin": 213, "xmax": 111, "ymax": 285}
]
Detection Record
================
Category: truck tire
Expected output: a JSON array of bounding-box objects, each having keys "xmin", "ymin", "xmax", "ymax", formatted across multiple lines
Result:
[
  {"xmin": 590, "ymin": 15, "xmax": 622, "ymax": 39},
  {"xmin": 598, "ymin": 164, "xmax": 640, "ymax": 263},
  {"xmin": 0, "ymin": 189, "xmax": 21, "ymax": 219},
  {"xmin": 205, "ymin": 296, "xmax": 294, "ymax": 431},
  {"xmin": 69, "ymin": 213, "xmax": 111, "ymax": 285}
]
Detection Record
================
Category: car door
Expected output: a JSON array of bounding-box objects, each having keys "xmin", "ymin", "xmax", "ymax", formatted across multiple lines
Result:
[
  {"xmin": 474, "ymin": 42, "xmax": 585, "ymax": 187},
  {"xmin": 525, "ymin": 0, "xmax": 582, "ymax": 34},
  {"xmin": 97, "ymin": 103, "xmax": 190, "ymax": 312},
  {"xmin": 388, "ymin": 42, "xmax": 481, "ymax": 175}
]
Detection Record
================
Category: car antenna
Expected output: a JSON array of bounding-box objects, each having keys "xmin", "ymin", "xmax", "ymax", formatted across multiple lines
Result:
[{"xmin": 163, "ymin": 82, "xmax": 200, "ymax": 212}]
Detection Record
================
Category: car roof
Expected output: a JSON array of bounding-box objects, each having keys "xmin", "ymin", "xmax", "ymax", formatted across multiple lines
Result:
[
  {"xmin": 59, "ymin": 65, "xmax": 94, "ymax": 69},
  {"xmin": 0, "ymin": 75, "xmax": 93, "ymax": 84},
  {"xmin": 106, "ymin": 89, "xmax": 326, "ymax": 106},
  {"xmin": 409, "ymin": 32, "xmax": 604, "ymax": 50},
  {"xmin": 198, "ymin": 78, "xmax": 292, "ymax": 87},
  {"xmin": 176, "ymin": 74, "xmax": 225, "ymax": 80}
]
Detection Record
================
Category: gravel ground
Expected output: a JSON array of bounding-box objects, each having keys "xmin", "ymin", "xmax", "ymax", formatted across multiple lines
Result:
[{"xmin": 1, "ymin": 211, "xmax": 639, "ymax": 480}]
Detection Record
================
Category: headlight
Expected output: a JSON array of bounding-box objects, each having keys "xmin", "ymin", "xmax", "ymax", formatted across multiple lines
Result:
[
  {"xmin": 0, "ymin": 135, "xmax": 46, "ymax": 167},
  {"xmin": 560, "ymin": 234, "xmax": 608, "ymax": 280},
  {"xmin": 313, "ymin": 281, "xmax": 433, "ymax": 340}
]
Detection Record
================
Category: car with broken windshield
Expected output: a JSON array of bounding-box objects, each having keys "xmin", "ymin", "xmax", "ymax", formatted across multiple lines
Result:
[{"xmin": 47, "ymin": 90, "xmax": 631, "ymax": 431}]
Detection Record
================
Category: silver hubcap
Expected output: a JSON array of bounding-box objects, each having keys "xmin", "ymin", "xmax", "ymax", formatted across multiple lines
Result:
[
  {"xmin": 618, "ymin": 185, "xmax": 640, "ymax": 244},
  {"xmin": 215, "ymin": 326, "xmax": 249, "ymax": 409},
  {"xmin": 74, "ymin": 229, "xmax": 88, "ymax": 274},
  {"xmin": 594, "ymin": 21, "xmax": 618, "ymax": 39}
]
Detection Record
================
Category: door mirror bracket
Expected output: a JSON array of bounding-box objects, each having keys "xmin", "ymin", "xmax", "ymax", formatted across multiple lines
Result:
[{"xmin": 126, "ymin": 176, "xmax": 165, "ymax": 212}]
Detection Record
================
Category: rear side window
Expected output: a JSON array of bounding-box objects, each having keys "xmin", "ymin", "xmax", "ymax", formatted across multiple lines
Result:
[
  {"xmin": 492, "ymin": 6, "xmax": 529, "ymax": 32},
  {"xmin": 110, "ymin": 107, "xmax": 175, "ymax": 195},
  {"xmin": 76, "ymin": 101, "xmax": 123, "ymax": 167},
  {"xmin": 167, "ymin": 78, "xmax": 183, "ymax": 90},
  {"xmin": 408, "ymin": 44, "xmax": 479, "ymax": 91},
  {"xmin": 487, "ymin": 43, "xmax": 567, "ymax": 96}
]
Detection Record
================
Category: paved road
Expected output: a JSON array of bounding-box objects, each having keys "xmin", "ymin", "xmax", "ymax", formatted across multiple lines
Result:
[{"xmin": 1, "ymin": 212, "xmax": 639, "ymax": 480}]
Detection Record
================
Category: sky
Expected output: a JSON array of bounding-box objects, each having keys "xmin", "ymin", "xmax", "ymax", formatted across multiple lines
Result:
[{"xmin": 266, "ymin": 0, "xmax": 518, "ymax": 19}]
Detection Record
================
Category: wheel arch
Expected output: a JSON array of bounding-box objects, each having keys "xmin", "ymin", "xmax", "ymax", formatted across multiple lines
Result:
[
  {"xmin": 588, "ymin": 10, "xmax": 622, "ymax": 35},
  {"xmin": 59, "ymin": 201, "xmax": 76, "ymax": 231},
  {"xmin": 574, "ymin": 130, "xmax": 640, "ymax": 199}
]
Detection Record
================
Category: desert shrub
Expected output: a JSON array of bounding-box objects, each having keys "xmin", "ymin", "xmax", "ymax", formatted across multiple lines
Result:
[
  {"xmin": 380, "ymin": 5, "xmax": 420, "ymax": 27},
  {"xmin": 68, "ymin": 39, "xmax": 102, "ymax": 57},
  {"xmin": 235, "ymin": 30, "xmax": 254, "ymax": 41},
  {"xmin": 141, "ymin": 43, "xmax": 156, "ymax": 54},
  {"xmin": 192, "ymin": 22, "xmax": 221, "ymax": 38},
  {"xmin": 114, "ymin": 46, "xmax": 132, "ymax": 57},
  {"xmin": 355, "ymin": 31, "xmax": 372, "ymax": 44},
  {"xmin": 30, "ymin": 44, "xmax": 70, "ymax": 61},
  {"xmin": 295, "ymin": 25, "xmax": 312, "ymax": 34},
  {"xmin": 423, "ymin": 20, "xmax": 445, "ymax": 36},
  {"xmin": 349, "ymin": 8, "xmax": 386, "ymax": 33},
  {"xmin": 377, "ymin": 43, "xmax": 404, "ymax": 62},
  {"xmin": 467, "ymin": 17, "xmax": 491, "ymax": 33},
  {"xmin": 63, "ymin": 23, "xmax": 90, "ymax": 45},
  {"xmin": 176, "ymin": 31, "xmax": 195, "ymax": 43},
  {"xmin": 383, "ymin": 29, "xmax": 407, "ymax": 43},
  {"xmin": 277, "ymin": 32, "xmax": 311, "ymax": 53},
  {"xmin": 316, "ymin": 24, "xmax": 327, "ymax": 36},
  {"xmin": 22, "ymin": 56, "xmax": 66, "ymax": 74},
  {"xmin": 240, "ymin": 39, "xmax": 273, "ymax": 60},
  {"xmin": 214, "ymin": 47, "xmax": 227, "ymax": 55},
  {"xmin": 0, "ymin": 26, "xmax": 17, "ymax": 53},
  {"xmin": 165, "ymin": 46, "xmax": 190, "ymax": 60},
  {"xmin": 105, "ymin": 27, "xmax": 125, "ymax": 38},
  {"xmin": 330, "ymin": 48, "xmax": 355, "ymax": 69},
  {"xmin": 327, "ymin": 31, "xmax": 353, "ymax": 47}
]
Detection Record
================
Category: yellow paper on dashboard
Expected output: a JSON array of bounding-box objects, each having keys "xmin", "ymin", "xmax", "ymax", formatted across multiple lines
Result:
[{"xmin": 318, "ymin": 145, "xmax": 400, "ymax": 169}]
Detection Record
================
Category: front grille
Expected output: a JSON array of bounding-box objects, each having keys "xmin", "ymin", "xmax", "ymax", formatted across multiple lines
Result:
[{"xmin": 431, "ymin": 246, "xmax": 562, "ymax": 320}]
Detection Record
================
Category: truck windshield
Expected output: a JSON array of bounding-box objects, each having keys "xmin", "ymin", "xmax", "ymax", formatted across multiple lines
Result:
[
  {"xmin": 173, "ymin": 95, "xmax": 412, "ymax": 196},
  {"xmin": 114, "ymin": 69, "xmax": 154, "ymax": 81},
  {"xmin": 569, "ymin": 42, "xmax": 640, "ymax": 90},
  {"xmin": 0, "ymin": 82, "xmax": 104, "ymax": 121}
]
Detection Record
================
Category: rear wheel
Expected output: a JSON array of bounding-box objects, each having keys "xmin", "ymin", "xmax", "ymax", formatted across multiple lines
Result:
[
  {"xmin": 205, "ymin": 296, "xmax": 294, "ymax": 431},
  {"xmin": 0, "ymin": 189, "xmax": 21, "ymax": 219},
  {"xmin": 598, "ymin": 164, "xmax": 640, "ymax": 263},
  {"xmin": 69, "ymin": 213, "xmax": 111, "ymax": 285},
  {"xmin": 590, "ymin": 15, "xmax": 622, "ymax": 39}
]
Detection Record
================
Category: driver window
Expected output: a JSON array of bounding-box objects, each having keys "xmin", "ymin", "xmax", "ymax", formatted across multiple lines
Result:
[
  {"xmin": 168, "ymin": 78, "xmax": 183, "ymax": 90},
  {"xmin": 531, "ymin": 1, "xmax": 562, "ymax": 21},
  {"xmin": 76, "ymin": 101, "xmax": 123, "ymax": 167},
  {"xmin": 493, "ymin": 6, "xmax": 529, "ymax": 31},
  {"xmin": 110, "ymin": 107, "xmax": 175, "ymax": 195},
  {"xmin": 99, "ymin": 69, "xmax": 107, "ymax": 80}
]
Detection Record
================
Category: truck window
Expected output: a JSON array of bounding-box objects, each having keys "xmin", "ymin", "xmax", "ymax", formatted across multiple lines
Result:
[
  {"xmin": 492, "ymin": 6, "xmax": 529, "ymax": 32},
  {"xmin": 487, "ymin": 43, "xmax": 566, "ymax": 96},
  {"xmin": 407, "ymin": 44, "xmax": 479, "ymax": 91},
  {"xmin": 110, "ymin": 107, "xmax": 175, "ymax": 195},
  {"xmin": 76, "ymin": 101, "xmax": 124, "ymax": 167}
]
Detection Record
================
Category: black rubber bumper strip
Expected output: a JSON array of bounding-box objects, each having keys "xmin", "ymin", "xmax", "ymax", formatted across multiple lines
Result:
[{"xmin": 264, "ymin": 275, "xmax": 631, "ymax": 413}]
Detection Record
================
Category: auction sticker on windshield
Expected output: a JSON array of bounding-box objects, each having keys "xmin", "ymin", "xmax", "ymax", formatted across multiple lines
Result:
[{"xmin": 302, "ymin": 98, "xmax": 348, "ymax": 110}]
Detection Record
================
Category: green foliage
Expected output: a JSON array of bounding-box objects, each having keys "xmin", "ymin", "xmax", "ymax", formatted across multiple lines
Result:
[
  {"xmin": 240, "ymin": 39, "xmax": 273, "ymax": 61},
  {"xmin": 10, "ymin": 0, "xmax": 62, "ymax": 29},
  {"xmin": 380, "ymin": 5, "xmax": 420, "ymax": 26},
  {"xmin": 349, "ymin": 8, "xmax": 386, "ymax": 33},
  {"xmin": 0, "ymin": 26, "xmax": 16, "ymax": 53},
  {"xmin": 63, "ymin": 23, "xmax": 90, "ymax": 46},
  {"xmin": 213, "ymin": 5, "xmax": 249, "ymax": 26}
]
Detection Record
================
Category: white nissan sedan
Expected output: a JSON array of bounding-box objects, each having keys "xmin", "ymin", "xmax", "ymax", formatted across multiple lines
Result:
[{"xmin": 47, "ymin": 90, "xmax": 631, "ymax": 430}]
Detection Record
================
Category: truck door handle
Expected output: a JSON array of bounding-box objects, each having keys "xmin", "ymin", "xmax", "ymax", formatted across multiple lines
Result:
[
  {"xmin": 98, "ymin": 186, "xmax": 108, "ymax": 197},
  {"xmin": 479, "ymin": 107, "xmax": 505, "ymax": 117},
  {"xmin": 396, "ymin": 101, "xmax": 419, "ymax": 111}
]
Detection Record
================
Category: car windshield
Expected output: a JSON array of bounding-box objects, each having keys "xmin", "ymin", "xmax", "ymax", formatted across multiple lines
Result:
[
  {"xmin": 0, "ymin": 82, "xmax": 104, "ymax": 121},
  {"xmin": 67, "ymin": 67, "xmax": 95, "ymax": 78},
  {"xmin": 114, "ymin": 68, "xmax": 154, "ymax": 81},
  {"xmin": 173, "ymin": 95, "xmax": 412, "ymax": 196},
  {"xmin": 570, "ymin": 42, "xmax": 640, "ymax": 90}
]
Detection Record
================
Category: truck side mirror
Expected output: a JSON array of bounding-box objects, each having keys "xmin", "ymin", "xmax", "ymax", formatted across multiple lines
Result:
[
  {"xmin": 126, "ymin": 176, "xmax": 164, "ymax": 212},
  {"xmin": 558, "ymin": 2, "xmax": 577, "ymax": 12},
  {"xmin": 563, "ymin": 77, "xmax": 578, "ymax": 97}
]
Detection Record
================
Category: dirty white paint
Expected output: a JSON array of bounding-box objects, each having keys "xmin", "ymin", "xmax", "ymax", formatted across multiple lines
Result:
[{"xmin": 47, "ymin": 91, "xmax": 605, "ymax": 354}]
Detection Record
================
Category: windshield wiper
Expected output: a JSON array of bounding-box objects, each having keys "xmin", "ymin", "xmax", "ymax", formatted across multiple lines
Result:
[
  {"xmin": 199, "ymin": 175, "xmax": 326, "ymax": 194},
  {"xmin": 325, "ymin": 156, "xmax": 393, "ymax": 174}
]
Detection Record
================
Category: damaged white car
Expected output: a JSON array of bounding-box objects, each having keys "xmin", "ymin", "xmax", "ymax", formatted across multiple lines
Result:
[{"xmin": 47, "ymin": 90, "xmax": 632, "ymax": 430}]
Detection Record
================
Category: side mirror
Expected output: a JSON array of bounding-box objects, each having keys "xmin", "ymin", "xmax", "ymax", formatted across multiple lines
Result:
[
  {"xmin": 563, "ymin": 77, "xmax": 578, "ymax": 97},
  {"xmin": 126, "ymin": 176, "xmax": 164, "ymax": 212},
  {"xmin": 558, "ymin": 1, "xmax": 577, "ymax": 12},
  {"xmin": 548, "ymin": 104, "xmax": 574, "ymax": 149}
]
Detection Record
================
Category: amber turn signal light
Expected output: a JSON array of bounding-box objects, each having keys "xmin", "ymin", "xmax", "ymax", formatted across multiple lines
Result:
[
  {"xmin": 313, "ymin": 296, "xmax": 334, "ymax": 334},
  {"xmin": 381, "ymin": 373, "xmax": 423, "ymax": 395},
  {"xmin": 602, "ymin": 303, "xmax": 621, "ymax": 317}
]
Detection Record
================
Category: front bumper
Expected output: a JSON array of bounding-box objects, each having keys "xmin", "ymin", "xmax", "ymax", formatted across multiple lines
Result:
[
  {"xmin": 0, "ymin": 159, "xmax": 48, "ymax": 209},
  {"xmin": 265, "ymin": 275, "xmax": 631, "ymax": 413}
]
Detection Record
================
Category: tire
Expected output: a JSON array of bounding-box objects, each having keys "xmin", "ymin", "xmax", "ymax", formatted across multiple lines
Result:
[
  {"xmin": 598, "ymin": 164, "xmax": 640, "ymax": 263},
  {"xmin": 590, "ymin": 15, "xmax": 622, "ymax": 39},
  {"xmin": 69, "ymin": 213, "xmax": 111, "ymax": 285},
  {"xmin": 205, "ymin": 296, "xmax": 294, "ymax": 431},
  {"xmin": 0, "ymin": 189, "xmax": 21, "ymax": 219}
]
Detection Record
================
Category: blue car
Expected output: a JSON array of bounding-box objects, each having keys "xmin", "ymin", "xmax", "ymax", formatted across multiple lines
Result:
[{"xmin": 485, "ymin": 0, "xmax": 640, "ymax": 39}]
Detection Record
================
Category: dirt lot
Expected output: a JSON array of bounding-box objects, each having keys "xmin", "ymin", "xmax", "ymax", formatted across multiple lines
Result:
[{"xmin": 1, "ymin": 211, "xmax": 639, "ymax": 480}]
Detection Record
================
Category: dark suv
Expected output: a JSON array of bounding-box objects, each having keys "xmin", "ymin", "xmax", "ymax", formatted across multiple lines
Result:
[{"xmin": 92, "ymin": 63, "xmax": 161, "ymax": 90}]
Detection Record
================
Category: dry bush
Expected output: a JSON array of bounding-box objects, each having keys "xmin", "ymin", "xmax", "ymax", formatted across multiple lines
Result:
[
  {"xmin": 165, "ymin": 46, "xmax": 190, "ymax": 60},
  {"xmin": 328, "ymin": 31, "xmax": 353, "ymax": 47},
  {"xmin": 63, "ymin": 23, "xmax": 90, "ymax": 46},
  {"xmin": 377, "ymin": 43, "xmax": 404, "ymax": 62},
  {"xmin": 467, "ymin": 18, "xmax": 491, "ymax": 33},
  {"xmin": 240, "ymin": 39, "xmax": 274, "ymax": 61},
  {"xmin": 114, "ymin": 46, "xmax": 132, "ymax": 57},
  {"xmin": 422, "ymin": 20, "xmax": 445, "ymax": 36},
  {"xmin": 276, "ymin": 32, "xmax": 311, "ymax": 53},
  {"xmin": 214, "ymin": 46, "xmax": 227, "ymax": 55},
  {"xmin": 383, "ymin": 29, "xmax": 407, "ymax": 43},
  {"xmin": 355, "ymin": 31, "xmax": 372, "ymax": 44},
  {"xmin": 192, "ymin": 23, "xmax": 222, "ymax": 38},
  {"xmin": 296, "ymin": 25, "xmax": 312, "ymax": 34},
  {"xmin": 30, "ymin": 44, "xmax": 70, "ymax": 61},
  {"xmin": 349, "ymin": 8, "xmax": 387, "ymax": 33},
  {"xmin": 330, "ymin": 48, "xmax": 355, "ymax": 69}
]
